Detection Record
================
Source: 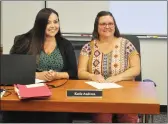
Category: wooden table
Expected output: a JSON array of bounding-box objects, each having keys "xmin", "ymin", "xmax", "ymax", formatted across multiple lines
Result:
[{"xmin": 1, "ymin": 80, "xmax": 159, "ymax": 122}]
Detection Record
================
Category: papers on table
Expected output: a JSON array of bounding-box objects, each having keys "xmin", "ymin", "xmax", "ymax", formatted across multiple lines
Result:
[
  {"xmin": 85, "ymin": 81, "xmax": 122, "ymax": 89},
  {"xmin": 35, "ymin": 79, "xmax": 46, "ymax": 84},
  {"xmin": 26, "ymin": 83, "xmax": 46, "ymax": 88},
  {"xmin": 0, "ymin": 89, "xmax": 6, "ymax": 98}
]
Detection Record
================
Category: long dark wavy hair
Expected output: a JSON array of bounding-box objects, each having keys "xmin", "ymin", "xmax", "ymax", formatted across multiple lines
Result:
[
  {"xmin": 92, "ymin": 11, "xmax": 120, "ymax": 40},
  {"xmin": 10, "ymin": 8, "xmax": 62, "ymax": 55},
  {"xmin": 28, "ymin": 8, "xmax": 62, "ymax": 55}
]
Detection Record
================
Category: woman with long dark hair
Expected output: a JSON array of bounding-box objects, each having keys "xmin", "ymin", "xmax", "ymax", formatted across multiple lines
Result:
[
  {"xmin": 10, "ymin": 8, "xmax": 77, "ymax": 81},
  {"xmin": 3, "ymin": 8, "xmax": 77, "ymax": 123}
]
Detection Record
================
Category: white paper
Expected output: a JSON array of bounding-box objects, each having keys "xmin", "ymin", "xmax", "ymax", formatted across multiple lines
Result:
[
  {"xmin": 14, "ymin": 86, "xmax": 21, "ymax": 99},
  {"xmin": 0, "ymin": 90, "xmax": 6, "ymax": 98},
  {"xmin": 26, "ymin": 83, "xmax": 45, "ymax": 88},
  {"xmin": 35, "ymin": 79, "xmax": 46, "ymax": 84},
  {"xmin": 85, "ymin": 81, "xmax": 122, "ymax": 89}
]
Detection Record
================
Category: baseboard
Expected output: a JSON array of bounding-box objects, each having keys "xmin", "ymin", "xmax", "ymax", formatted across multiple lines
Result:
[{"xmin": 160, "ymin": 105, "xmax": 167, "ymax": 112}]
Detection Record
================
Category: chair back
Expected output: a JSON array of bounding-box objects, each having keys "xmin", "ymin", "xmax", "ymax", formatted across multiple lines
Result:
[{"xmin": 121, "ymin": 35, "xmax": 142, "ymax": 81}]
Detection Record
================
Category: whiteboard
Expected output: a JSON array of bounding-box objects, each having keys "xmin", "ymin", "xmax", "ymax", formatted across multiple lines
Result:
[
  {"xmin": 110, "ymin": 1, "xmax": 167, "ymax": 35},
  {"xmin": 46, "ymin": 1, "xmax": 109, "ymax": 34},
  {"xmin": 47, "ymin": 1, "xmax": 167, "ymax": 35}
]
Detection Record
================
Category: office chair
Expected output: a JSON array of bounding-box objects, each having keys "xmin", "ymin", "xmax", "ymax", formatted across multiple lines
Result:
[
  {"xmin": 70, "ymin": 35, "xmax": 157, "ymax": 123},
  {"xmin": 121, "ymin": 35, "xmax": 157, "ymax": 123},
  {"xmin": 121, "ymin": 35, "xmax": 156, "ymax": 85}
]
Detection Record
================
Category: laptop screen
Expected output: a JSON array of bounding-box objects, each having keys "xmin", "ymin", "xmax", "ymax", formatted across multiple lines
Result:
[{"xmin": 0, "ymin": 54, "xmax": 36, "ymax": 85}]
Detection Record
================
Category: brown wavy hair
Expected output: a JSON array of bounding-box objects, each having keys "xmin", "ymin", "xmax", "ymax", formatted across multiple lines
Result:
[{"xmin": 92, "ymin": 11, "xmax": 120, "ymax": 40}]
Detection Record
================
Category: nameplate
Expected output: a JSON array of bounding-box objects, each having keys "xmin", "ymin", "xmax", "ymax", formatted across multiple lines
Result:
[{"xmin": 67, "ymin": 89, "xmax": 102, "ymax": 98}]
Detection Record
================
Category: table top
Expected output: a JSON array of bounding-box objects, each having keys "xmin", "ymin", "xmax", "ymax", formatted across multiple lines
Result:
[{"xmin": 1, "ymin": 80, "xmax": 160, "ymax": 114}]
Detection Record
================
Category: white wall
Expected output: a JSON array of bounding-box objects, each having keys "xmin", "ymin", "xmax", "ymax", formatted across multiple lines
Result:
[
  {"xmin": 1, "ymin": 1, "xmax": 45, "ymax": 54},
  {"xmin": 140, "ymin": 39, "xmax": 167, "ymax": 105},
  {"xmin": 1, "ymin": 1, "xmax": 167, "ymax": 105}
]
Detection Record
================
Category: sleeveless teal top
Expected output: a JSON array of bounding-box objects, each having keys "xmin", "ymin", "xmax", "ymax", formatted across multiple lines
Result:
[{"xmin": 37, "ymin": 47, "xmax": 64, "ymax": 72}]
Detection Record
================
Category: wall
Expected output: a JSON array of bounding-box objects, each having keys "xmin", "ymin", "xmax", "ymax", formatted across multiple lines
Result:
[
  {"xmin": 140, "ymin": 39, "xmax": 167, "ymax": 105},
  {"xmin": 1, "ymin": 1, "xmax": 45, "ymax": 54}
]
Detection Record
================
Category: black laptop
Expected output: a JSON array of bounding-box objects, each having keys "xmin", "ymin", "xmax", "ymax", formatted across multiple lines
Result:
[{"xmin": 0, "ymin": 54, "xmax": 36, "ymax": 85}]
